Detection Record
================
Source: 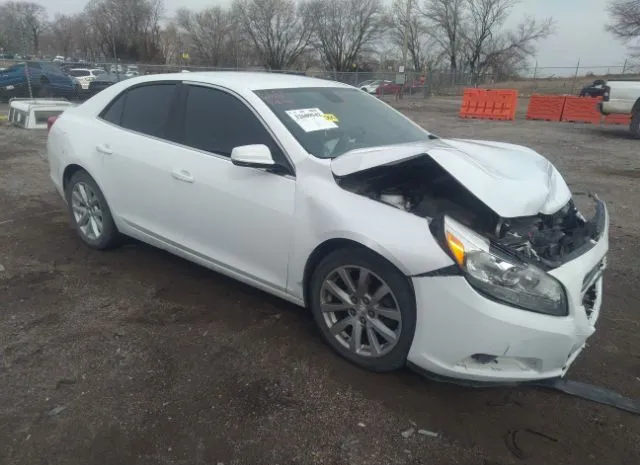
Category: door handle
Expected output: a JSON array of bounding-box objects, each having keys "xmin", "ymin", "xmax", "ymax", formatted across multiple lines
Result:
[
  {"xmin": 171, "ymin": 169, "xmax": 195, "ymax": 183},
  {"xmin": 96, "ymin": 144, "xmax": 113, "ymax": 155}
]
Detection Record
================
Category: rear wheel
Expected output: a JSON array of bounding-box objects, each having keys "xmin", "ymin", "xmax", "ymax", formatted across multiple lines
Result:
[
  {"xmin": 65, "ymin": 170, "xmax": 120, "ymax": 249},
  {"xmin": 309, "ymin": 248, "xmax": 416, "ymax": 372},
  {"xmin": 38, "ymin": 79, "xmax": 52, "ymax": 98},
  {"xmin": 630, "ymin": 112, "xmax": 640, "ymax": 140}
]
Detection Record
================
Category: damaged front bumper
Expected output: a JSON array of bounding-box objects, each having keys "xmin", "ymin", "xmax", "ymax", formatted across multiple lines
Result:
[{"xmin": 407, "ymin": 197, "xmax": 609, "ymax": 383}]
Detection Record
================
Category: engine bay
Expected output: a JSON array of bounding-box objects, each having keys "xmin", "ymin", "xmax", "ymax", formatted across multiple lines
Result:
[{"xmin": 336, "ymin": 155, "xmax": 601, "ymax": 268}]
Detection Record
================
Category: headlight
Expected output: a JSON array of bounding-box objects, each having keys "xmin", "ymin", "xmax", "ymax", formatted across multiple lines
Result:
[{"xmin": 441, "ymin": 216, "xmax": 568, "ymax": 316}]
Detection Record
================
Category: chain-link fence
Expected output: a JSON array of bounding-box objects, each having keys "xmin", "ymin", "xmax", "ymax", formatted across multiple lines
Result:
[{"xmin": 2, "ymin": 58, "xmax": 640, "ymax": 103}]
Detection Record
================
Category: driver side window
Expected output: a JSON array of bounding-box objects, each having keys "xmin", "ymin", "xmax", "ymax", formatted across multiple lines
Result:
[{"xmin": 182, "ymin": 85, "xmax": 286, "ymax": 166}]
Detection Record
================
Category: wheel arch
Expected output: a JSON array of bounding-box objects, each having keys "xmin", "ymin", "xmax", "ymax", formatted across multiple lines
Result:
[
  {"xmin": 632, "ymin": 98, "xmax": 640, "ymax": 115},
  {"xmin": 62, "ymin": 164, "xmax": 114, "ymax": 211},
  {"xmin": 62, "ymin": 163, "xmax": 87, "ymax": 192},
  {"xmin": 302, "ymin": 238, "xmax": 413, "ymax": 309}
]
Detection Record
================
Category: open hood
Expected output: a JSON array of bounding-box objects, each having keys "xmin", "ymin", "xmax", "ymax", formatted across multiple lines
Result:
[{"xmin": 330, "ymin": 139, "xmax": 572, "ymax": 218}]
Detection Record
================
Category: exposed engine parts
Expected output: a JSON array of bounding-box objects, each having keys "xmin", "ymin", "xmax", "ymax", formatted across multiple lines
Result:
[
  {"xmin": 495, "ymin": 202, "xmax": 599, "ymax": 268},
  {"xmin": 336, "ymin": 155, "xmax": 600, "ymax": 269}
]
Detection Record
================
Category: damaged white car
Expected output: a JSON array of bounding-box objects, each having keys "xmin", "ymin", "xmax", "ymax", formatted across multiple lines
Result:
[{"xmin": 46, "ymin": 73, "xmax": 609, "ymax": 383}]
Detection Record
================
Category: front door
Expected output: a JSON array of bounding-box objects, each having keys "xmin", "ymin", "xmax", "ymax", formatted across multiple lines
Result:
[{"xmin": 166, "ymin": 83, "xmax": 296, "ymax": 291}]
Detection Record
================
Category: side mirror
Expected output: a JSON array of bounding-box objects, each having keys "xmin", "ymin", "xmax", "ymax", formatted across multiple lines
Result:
[{"xmin": 230, "ymin": 144, "xmax": 275, "ymax": 168}]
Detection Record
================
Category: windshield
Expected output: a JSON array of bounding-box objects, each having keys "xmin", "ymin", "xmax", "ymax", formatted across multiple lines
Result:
[{"xmin": 254, "ymin": 87, "xmax": 431, "ymax": 159}]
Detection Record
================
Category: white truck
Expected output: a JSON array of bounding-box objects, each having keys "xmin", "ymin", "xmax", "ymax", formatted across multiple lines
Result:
[{"xmin": 598, "ymin": 80, "xmax": 640, "ymax": 138}]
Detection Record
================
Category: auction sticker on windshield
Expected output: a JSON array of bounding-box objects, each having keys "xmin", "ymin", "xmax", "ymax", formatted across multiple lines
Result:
[{"xmin": 285, "ymin": 108, "xmax": 338, "ymax": 132}]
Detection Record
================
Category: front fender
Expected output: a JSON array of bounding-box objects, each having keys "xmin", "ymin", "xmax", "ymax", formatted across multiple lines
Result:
[{"xmin": 286, "ymin": 176, "xmax": 455, "ymax": 300}]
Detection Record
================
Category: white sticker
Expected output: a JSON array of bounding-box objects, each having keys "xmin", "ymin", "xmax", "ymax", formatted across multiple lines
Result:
[{"xmin": 285, "ymin": 107, "xmax": 338, "ymax": 132}]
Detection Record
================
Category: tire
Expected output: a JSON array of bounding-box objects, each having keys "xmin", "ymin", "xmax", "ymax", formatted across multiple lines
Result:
[
  {"xmin": 38, "ymin": 79, "xmax": 52, "ymax": 98},
  {"xmin": 309, "ymin": 248, "xmax": 416, "ymax": 372},
  {"xmin": 65, "ymin": 170, "xmax": 120, "ymax": 250},
  {"xmin": 630, "ymin": 112, "xmax": 640, "ymax": 140}
]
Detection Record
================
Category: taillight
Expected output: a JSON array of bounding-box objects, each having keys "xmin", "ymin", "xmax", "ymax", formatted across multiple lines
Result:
[{"xmin": 47, "ymin": 115, "xmax": 59, "ymax": 133}]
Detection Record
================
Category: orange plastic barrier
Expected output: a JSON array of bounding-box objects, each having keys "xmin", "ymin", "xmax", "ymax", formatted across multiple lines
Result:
[
  {"xmin": 526, "ymin": 95, "xmax": 567, "ymax": 122},
  {"xmin": 603, "ymin": 114, "xmax": 632, "ymax": 125},
  {"xmin": 459, "ymin": 88, "xmax": 518, "ymax": 121},
  {"xmin": 560, "ymin": 96, "xmax": 602, "ymax": 125}
]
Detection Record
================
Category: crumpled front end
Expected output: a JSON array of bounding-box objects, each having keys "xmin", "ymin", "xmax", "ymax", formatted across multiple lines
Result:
[{"xmin": 407, "ymin": 196, "xmax": 609, "ymax": 382}]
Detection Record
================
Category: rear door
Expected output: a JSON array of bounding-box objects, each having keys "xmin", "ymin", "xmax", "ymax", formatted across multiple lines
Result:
[{"xmin": 94, "ymin": 82, "xmax": 185, "ymax": 241}]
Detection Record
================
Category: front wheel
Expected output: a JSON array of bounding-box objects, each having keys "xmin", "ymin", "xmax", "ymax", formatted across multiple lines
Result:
[
  {"xmin": 630, "ymin": 112, "xmax": 640, "ymax": 140},
  {"xmin": 65, "ymin": 170, "xmax": 120, "ymax": 249},
  {"xmin": 309, "ymin": 248, "xmax": 417, "ymax": 372}
]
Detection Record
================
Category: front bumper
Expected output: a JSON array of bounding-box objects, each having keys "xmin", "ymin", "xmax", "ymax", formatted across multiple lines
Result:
[{"xmin": 407, "ymin": 200, "xmax": 609, "ymax": 383}]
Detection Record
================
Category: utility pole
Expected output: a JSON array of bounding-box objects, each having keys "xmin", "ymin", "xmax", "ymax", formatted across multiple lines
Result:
[
  {"xmin": 400, "ymin": 0, "xmax": 412, "ymax": 99},
  {"xmin": 402, "ymin": 0, "xmax": 411, "ymax": 72}
]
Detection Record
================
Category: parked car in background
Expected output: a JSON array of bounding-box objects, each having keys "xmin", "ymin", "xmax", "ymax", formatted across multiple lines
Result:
[
  {"xmin": 85, "ymin": 72, "xmax": 131, "ymax": 97},
  {"xmin": 598, "ymin": 80, "xmax": 640, "ymax": 138},
  {"xmin": 360, "ymin": 80, "xmax": 391, "ymax": 94},
  {"xmin": 0, "ymin": 61, "xmax": 78, "ymax": 101},
  {"xmin": 46, "ymin": 72, "xmax": 609, "ymax": 383},
  {"xmin": 579, "ymin": 79, "xmax": 607, "ymax": 97},
  {"xmin": 376, "ymin": 81, "xmax": 403, "ymax": 95},
  {"xmin": 67, "ymin": 68, "xmax": 106, "ymax": 90},
  {"xmin": 356, "ymin": 79, "xmax": 375, "ymax": 88}
]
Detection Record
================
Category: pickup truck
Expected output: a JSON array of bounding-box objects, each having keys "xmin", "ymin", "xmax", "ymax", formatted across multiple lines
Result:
[
  {"xmin": 0, "ymin": 61, "xmax": 79, "ymax": 101},
  {"xmin": 598, "ymin": 80, "xmax": 640, "ymax": 139}
]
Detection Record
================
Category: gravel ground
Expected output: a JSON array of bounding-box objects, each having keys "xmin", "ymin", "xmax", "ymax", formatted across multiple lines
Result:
[{"xmin": 0, "ymin": 97, "xmax": 639, "ymax": 465}]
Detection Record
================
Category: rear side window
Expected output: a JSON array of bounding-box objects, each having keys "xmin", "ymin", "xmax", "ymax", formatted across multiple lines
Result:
[{"xmin": 119, "ymin": 83, "xmax": 177, "ymax": 138}]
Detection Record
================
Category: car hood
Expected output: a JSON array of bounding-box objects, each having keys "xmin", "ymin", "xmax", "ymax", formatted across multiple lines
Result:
[{"xmin": 330, "ymin": 138, "xmax": 572, "ymax": 218}]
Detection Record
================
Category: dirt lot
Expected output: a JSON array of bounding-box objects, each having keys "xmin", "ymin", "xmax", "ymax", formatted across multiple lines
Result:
[{"xmin": 0, "ymin": 97, "xmax": 639, "ymax": 465}]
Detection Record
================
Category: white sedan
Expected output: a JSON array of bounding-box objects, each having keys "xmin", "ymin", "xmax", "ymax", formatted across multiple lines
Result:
[
  {"xmin": 46, "ymin": 72, "xmax": 609, "ymax": 382},
  {"xmin": 67, "ymin": 68, "xmax": 106, "ymax": 90}
]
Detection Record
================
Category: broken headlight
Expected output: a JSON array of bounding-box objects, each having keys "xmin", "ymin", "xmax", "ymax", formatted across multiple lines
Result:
[{"xmin": 441, "ymin": 216, "xmax": 568, "ymax": 316}]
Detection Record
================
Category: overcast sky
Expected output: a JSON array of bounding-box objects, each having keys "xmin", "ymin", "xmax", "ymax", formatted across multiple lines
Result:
[{"xmin": 39, "ymin": 0, "xmax": 631, "ymax": 71}]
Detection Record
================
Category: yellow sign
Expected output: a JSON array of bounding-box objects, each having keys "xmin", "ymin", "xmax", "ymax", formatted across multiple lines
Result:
[
  {"xmin": 322, "ymin": 113, "xmax": 339, "ymax": 123},
  {"xmin": 181, "ymin": 52, "xmax": 190, "ymax": 60}
]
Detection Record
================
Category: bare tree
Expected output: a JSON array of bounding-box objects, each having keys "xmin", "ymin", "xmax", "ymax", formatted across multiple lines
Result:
[
  {"xmin": 158, "ymin": 23, "xmax": 184, "ymax": 65},
  {"xmin": 0, "ymin": 1, "xmax": 47, "ymax": 55},
  {"xmin": 304, "ymin": 0, "xmax": 385, "ymax": 72},
  {"xmin": 84, "ymin": 0, "xmax": 164, "ymax": 62},
  {"xmin": 607, "ymin": 0, "xmax": 640, "ymax": 54},
  {"xmin": 17, "ymin": 1, "xmax": 47, "ymax": 54},
  {"xmin": 460, "ymin": 0, "xmax": 553, "ymax": 82},
  {"xmin": 175, "ymin": 7, "xmax": 235, "ymax": 67},
  {"xmin": 461, "ymin": 0, "xmax": 515, "ymax": 78},
  {"xmin": 385, "ymin": 0, "xmax": 427, "ymax": 71},
  {"xmin": 420, "ymin": 0, "xmax": 465, "ymax": 72},
  {"xmin": 50, "ymin": 14, "xmax": 75, "ymax": 58},
  {"xmin": 232, "ymin": 0, "xmax": 313, "ymax": 70},
  {"xmin": 0, "ymin": 3, "xmax": 20, "ymax": 53}
]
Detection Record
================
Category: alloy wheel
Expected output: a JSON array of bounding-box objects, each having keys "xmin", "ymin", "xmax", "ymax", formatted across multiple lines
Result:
[
  {"xmin": 320, "ymin": 266, "xmax": 402, "ymax": 358},
  {"xmin": 71, "ymin": 182, "xmax": 104, "ymax": 241}
]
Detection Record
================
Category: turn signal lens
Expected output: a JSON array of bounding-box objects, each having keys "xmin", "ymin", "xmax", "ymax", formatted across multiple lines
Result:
[{"xmin": 446, "ymin": 232, "xmax": 465, "ymax": 266}]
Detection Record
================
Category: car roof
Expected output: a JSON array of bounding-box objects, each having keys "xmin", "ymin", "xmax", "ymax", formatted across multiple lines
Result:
[{"xmin": 123, "ymin": 71, "xmax": 352, "ymax": 91}]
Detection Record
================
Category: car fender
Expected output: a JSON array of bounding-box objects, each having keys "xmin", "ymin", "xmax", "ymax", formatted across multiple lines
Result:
[{"xmin": 286, "ymin": 171, "xmax": 454, "ymax": 300}]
